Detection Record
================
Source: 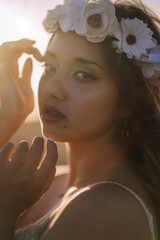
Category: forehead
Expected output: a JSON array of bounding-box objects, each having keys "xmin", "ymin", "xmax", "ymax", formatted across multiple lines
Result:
[{"xmin": 46, "ymin": 30, "xmax": 106, "ymax": 65}]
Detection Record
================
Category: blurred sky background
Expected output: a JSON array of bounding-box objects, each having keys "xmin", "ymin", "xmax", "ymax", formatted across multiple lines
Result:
[{"xmin": 0, "ymin": 0, "xmax": 160, "ymax": 123}]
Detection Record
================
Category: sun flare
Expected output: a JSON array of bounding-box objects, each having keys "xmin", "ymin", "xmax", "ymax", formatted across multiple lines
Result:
[
  {"xmin": 0, "ymin": 3, "xmax": 45, "ymax": 121},
  {"xmin": 16, "ymin": 18, "xmax": 32, "ymax": 35},
  {"xmin": 0, "ymin": 0, "xmax": 159, "ymax": 122}
]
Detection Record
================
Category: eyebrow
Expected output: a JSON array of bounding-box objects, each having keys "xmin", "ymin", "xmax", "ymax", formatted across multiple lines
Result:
[
  {"xmin": 74, "ymin": 57, "xmax": 103, "ymax": 70},
  {"xmin": 44, "ymin": 52, "xmax": 103, "ymax": 70}
]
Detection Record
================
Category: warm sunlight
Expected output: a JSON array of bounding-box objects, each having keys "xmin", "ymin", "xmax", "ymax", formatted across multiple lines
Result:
[
  {"xmin": 0, "ymin": 0, "xmax": 159, "ymax": 123},
  {"xmin": 0, "ymin": 1, "xmax": 57, "ymax": 121},
  {"xmin": 16, "ymin": 18, "xmax": 32, "ymax": 35},
  {"xmin": 0, "ymin": 0, "xmax": 159, "ymax": 153}
]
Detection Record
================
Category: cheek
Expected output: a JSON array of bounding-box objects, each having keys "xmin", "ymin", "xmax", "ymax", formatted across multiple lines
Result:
[{"xmin": 70, "ymin": 86, "xmax": 119, "ymax": 130}]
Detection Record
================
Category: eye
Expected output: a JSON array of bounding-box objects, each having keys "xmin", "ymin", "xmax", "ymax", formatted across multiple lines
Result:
[
  {"xmin": 42, "ymin": 63, "xmax": 56, "ymax": 74},
  {"xmin": 74, "ymin": 71, "xmax": 98, "ymax": 82}
]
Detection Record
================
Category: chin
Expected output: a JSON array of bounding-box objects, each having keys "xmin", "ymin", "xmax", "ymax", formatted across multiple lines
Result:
[{"xmin": 42, "ymin": 128, "xmax": 68, "ymax": 143}]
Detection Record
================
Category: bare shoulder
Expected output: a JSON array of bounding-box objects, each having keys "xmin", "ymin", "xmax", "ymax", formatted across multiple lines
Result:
[{"xmin": 41, "ymin": 182, "xmax": 152, "ymax": 240}]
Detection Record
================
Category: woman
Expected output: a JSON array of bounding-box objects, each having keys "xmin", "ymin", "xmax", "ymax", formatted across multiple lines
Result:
[{"xmin": 0, "ymin": 0, "xmax": 160, "ymax": 239}]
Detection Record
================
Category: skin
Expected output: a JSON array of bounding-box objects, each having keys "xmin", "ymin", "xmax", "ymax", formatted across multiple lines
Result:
[
  {"xmin": 39, "ymin": 30, "xmax": 126, "ymax": 187},
  {"xmin": 0, "ymin": 39, "xmax": 42, "ymax": 147},
  {"xmin": 39, "ymin": 31, "xmax": 120, "ymax": 142},
  {"xmin": 0, "ymin": 32, "xmax": 158, "ymax": 239}
]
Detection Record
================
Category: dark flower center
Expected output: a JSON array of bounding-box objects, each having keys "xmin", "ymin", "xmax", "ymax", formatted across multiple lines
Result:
[
  {"xmin": 126, "ymin": 34, "xmax": 136, "ymax": 45},
  {"xmin": 87, "ymin": 14, "xmax": 102, "ymax": 29}
]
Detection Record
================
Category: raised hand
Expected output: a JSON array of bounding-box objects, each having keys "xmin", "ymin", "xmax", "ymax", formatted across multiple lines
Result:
[
  {"xmin": 0, "ymin": 39, "xmax": 43, "ymax": 147},
  {"xmin": 0, "ymin": 137, "xmax": 57, "ymax": 222}
]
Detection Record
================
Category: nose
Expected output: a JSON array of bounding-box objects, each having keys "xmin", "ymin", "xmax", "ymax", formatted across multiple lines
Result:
[{"xmin": 42, "ymin": 72, "xmax": 67, "ymax": 101}]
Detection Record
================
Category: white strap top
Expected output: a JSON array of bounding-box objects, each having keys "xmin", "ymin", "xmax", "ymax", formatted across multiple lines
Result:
[
  {"xmin": 88, "ymin": 181, "xmax": 156, "ymax": 240},
  {"xmin": 14, "ymin": 181, "xmax": 156, "ymax": 240}
]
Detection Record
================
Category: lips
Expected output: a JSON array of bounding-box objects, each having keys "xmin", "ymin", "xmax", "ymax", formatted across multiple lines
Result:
[{"xmin": 41, "ymin": 104, "xmax": 66, "ymax": 122}]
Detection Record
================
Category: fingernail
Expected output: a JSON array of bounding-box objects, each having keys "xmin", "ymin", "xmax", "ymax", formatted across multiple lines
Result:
[
  {"xmin": 4, "ymin": 142, "xmax": 14, "ymax": 148},
  {"xmin": 2, "ymin": 142, "xmax": 14, "ymax": 151},
  {"xmin": 33, "ymin": 136, "xmax": 44, "ymax": 146},
  {"xmin": 48, "ymin": 138, "xmax": 54, "ymax": 142}
]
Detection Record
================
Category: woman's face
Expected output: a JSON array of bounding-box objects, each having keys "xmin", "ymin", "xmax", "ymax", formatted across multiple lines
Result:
[{"xmin": 38, "ymin": 30, "xmax": 121, "ymax": 142}]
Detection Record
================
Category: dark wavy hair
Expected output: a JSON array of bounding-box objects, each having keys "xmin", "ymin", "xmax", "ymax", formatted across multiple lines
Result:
[{"xmin": 98, "ymin": 0, "xmax": 160, "ymax": 237}]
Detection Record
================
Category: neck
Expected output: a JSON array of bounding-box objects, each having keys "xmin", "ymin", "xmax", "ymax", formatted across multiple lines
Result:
[{"xmin": 65, "ymin": 136, "xmax": 128, "ymax": 189}]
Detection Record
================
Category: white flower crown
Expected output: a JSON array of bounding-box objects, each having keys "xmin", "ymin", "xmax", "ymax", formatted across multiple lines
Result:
[{"xmin": 43, "ymin": 0, "xmax": 160, "ymax": 80}]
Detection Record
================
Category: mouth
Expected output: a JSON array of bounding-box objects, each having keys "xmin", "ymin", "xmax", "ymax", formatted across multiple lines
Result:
[{"xmin": 41, "ymin": 105, "xmax": 66, "ymax": 122}]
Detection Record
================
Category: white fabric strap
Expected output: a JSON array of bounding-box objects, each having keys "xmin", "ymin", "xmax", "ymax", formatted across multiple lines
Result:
[{"xmin": 87, "ymin": 181, "xmax": 155, "ymax": 240}]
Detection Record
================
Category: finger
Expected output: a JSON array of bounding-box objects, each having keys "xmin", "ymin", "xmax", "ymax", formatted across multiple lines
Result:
[
  {"xmin": 1, "ymin": 39, "xmax": 35, "ymax": 49},
  {"xmin": 22, "ymin": 58, "xmax": 33, "ymax": 84},
  {"xmin": 16, "ymin": 46, "xmax": 43, "ymax": 62},
  {"xmin": 11, "ymin": 38, "xmax": 35, "ymax": 46},
  {"xmin": 17, "ymin": 45, "xmax": 43, "ymax": 62},
  {"xmin": 23, "ymin": 137, "xmax": 44, "ymax": 174},
  {"xmin": 0, "ymin": 40, "xmax": 39, "ymax": 62},
  {"xmin": 30, "ymin": 47, "xmax": 43, "ymax": 62},
  {"xmin": 9, "ymin": 46, "xmax": 42, "ymax": 63},
  {"xmin": 0, "ymin": 143, "xmax": 14, "ymax": 165},
  {"xmin": 34, "ymin": 139, "xmax": 58, "ymax": 190},
  {"xmin": 0, "ymin": 39, "xmax": 35, "ymax": 58},
  {"xmin": 10, "ymin": 141, "xmax": 29, "ymax": 169}
]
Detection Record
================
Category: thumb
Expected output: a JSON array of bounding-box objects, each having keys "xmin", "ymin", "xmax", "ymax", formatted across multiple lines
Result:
[{"xmin": 22, "ymin": 58, "xmax": 33, "ymax": 85}]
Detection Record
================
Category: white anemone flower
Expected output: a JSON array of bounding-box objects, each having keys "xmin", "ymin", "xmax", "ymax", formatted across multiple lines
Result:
[
  {"xmin": 84, "ymin": 0, "xmax": 119, "ymax": 43},
  {"xmin": 43, "ymin": 0, "xmax": 89, "ymax": 35},
  {"xmin": 59, "ymin": 0, "xmax": 88, "ymax": 34},
  {"xmin": 113, "ymin": 18, "xmax": 156, "ymax": 59},
  {"xmin": 43, "ymin": 0, "xmax": 118, "ymax": 42},
  {"xmin": 43, "ymin": 5, "xmax": 64, "ymax": 32}
]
